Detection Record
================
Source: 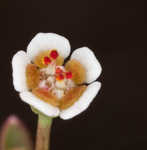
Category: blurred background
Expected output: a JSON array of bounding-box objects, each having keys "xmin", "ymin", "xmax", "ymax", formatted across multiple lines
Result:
[{"xmin": 0, "ymin": 0, "xmax": 146, "ymax": 150}]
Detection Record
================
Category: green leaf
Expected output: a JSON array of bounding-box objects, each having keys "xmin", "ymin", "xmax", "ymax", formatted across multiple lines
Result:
[{"xmin": 0, "ymin": 115, "xmax": 33, "ymax": 150}]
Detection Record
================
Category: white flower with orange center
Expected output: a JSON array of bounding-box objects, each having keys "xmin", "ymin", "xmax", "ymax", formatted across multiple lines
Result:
[{"xmin": 12, "ymin": 33, "xmax": 102, "ymax": 120}]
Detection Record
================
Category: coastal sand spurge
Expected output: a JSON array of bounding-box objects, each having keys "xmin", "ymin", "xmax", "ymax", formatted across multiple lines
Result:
[{"xmin": 12, "ymin": 33, "xmax": 102, "ymax": 120}]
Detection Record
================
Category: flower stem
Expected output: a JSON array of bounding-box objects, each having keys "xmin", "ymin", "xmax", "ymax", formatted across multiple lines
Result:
[{"xmin": 35, "ymin": 115, "xmax": 53, "ymax": 150}]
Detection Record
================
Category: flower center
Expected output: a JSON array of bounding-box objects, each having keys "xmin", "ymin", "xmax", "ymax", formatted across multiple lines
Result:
[
  {"xmin": 39, "ymin": 64, "xmax": 74, "ymax": 99},
  {"xmin": 27, "ymin": 50, "xmax": 74, "ymax": 99},
  {"xmin": 26, "ymin": 49, "xmax": 87, "ymax": 110}
]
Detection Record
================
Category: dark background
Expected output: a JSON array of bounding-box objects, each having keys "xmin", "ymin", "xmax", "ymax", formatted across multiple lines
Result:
[{"xmin": 0, "ymin": 0, "xmax": 146, "ymax": 149}]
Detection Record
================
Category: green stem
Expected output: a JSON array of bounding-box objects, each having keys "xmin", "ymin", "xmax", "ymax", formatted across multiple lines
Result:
[{"xmin": 35, "ymin": 115, "xmax": 53, "ymax": 150}]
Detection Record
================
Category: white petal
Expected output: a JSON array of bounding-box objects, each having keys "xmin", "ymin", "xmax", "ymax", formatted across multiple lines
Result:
[
  {"xmin": 60, "ymin": 82, "xmax": 101, "ymax": 120},
  {"xmin": 27, "ymin": 33, "xmax": 71, "ymax": 60},
  {"xmin": 12, "ymin": 51, "xmax": 30, "ymax": 92},
  {"xmin": 20, "ymin": 91, "xmax": 60, "ymax": 117},
  {"xmin": 70, "ymin": 47, "xmax": 102, "ymax": 83}
]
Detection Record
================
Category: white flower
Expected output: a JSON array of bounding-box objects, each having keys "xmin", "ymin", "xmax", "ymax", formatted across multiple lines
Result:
[{"xmin": 12, "ymin": 33, "xmax": 102, "ymax": 120}]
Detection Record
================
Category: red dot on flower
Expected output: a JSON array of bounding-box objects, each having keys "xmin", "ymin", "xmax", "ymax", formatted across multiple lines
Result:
[
  {"xmin": 50, "ymin": 50, "xmax": 59, "ymax": 59},
  {"xmin": 56, "ymin": 74, "xmax": 64, "ymax": 81},
  {"xmin": 56, "ymin": 67, "xmax": 63, "ymax": 74},
  {"xmin": 44, "ymin": 56, "xmax": 51, "ymax": 65},
  {"xmin": 66, "ymin": 72, "xmax": 72, "ymax": 79}
]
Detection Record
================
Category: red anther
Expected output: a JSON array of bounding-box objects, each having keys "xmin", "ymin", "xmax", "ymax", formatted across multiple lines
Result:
[
  {"xmin": 44, "ymin": 56, "xmax": 51, "ymax": 65},
  {"xmin": 66, "ymin": 72, "xmax": 72, "ymax": 79},
  {"xmin": 56, "ymin": 74, "xmax": 64, "ymax": 81},
  {"xmin": 56, "ymin": 67, "xmax": 63, "ymax": 74},
  {"xmin": 50, "ymin": 50, "xmax": 59, "ymax": 59}
]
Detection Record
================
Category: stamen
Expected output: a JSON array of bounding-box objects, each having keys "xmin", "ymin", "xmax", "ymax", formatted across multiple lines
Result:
[
  {"xmin": 56, "ymin": 74, "xmax": 64, "ymax": 81},
  {"xmin": 52, "ymin": 89, "xmax": 64, "ymax": 99},
  {"xmin": 66, "ymin": 72, "xmax": 72, "ymax": 79},
  {"xmin": 42, "ymin": 56, "xmax": 51, "ymax": 65},
  {"xmin": 56, "ymin": 67, "xmax": 63, "ymax": 74},
  {"xmin": 39, "ymin": 80, "xmax": 49, "ymax": 90},
  {"xmin": 50, "ymin": 50, "xmax": 59, "ymax": 59}
]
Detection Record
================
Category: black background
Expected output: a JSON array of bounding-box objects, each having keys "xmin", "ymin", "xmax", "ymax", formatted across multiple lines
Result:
[{"xmin": 0, "ymin": 0, "xmax": 146, "ymax": 150}]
